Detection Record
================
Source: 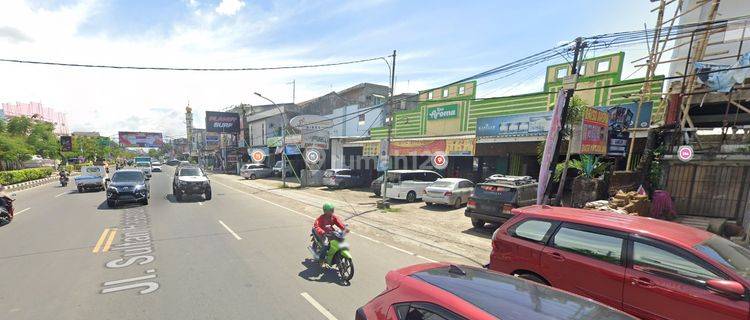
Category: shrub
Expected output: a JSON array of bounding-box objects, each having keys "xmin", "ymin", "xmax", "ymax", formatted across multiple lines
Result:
[{"xmin": 0, "ymin": 167, "xmax": 54, "ymax": 185}]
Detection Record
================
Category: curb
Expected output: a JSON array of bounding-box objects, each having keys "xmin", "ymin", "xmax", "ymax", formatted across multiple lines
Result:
[{"xmin": 4, "ymin": 174, "xmax": 61, "ymax": 192}]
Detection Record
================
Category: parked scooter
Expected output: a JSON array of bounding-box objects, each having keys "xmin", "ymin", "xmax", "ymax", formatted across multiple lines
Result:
[
  {"xmin": 0, "ymin": 188, "xmax": 14, "ymax": 226},
  {"xmin": 309, "ymin": 228, "xmax": 354, "ymax": 282}
]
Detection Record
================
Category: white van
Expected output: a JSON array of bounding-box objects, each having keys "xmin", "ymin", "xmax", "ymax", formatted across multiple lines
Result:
[{"xmin": 382, "ymin": 170, "xmax": 443, "ymax": 202}]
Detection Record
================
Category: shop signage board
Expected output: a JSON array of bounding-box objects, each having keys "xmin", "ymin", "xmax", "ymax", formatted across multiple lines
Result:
[
  {"xmin": 445, "ymin": 138, "xmax": 475, "ymax": 156},
  {"xmin": 427, "ymin": 105, "xmax": 459, "ymax": 121},
  {"xmin": 363, "ymin": 141, "xmax": 380, "ymax": 157},
  {"xmin": 390, "ymin": 140, "xmax": 446, "ymax": 156},
  {"xmin": 205, "ymin": 111, "xmax": 240, "ymax": 133},
  {"xmin": 607, "ymin": 131, "xmax": 630, "ymax": 157},
  {"xmin": 267, "ymin": 136, "xmax": 282, "ymax": 147},
  {"xmin": 302, "ymin": 131, "xmax": 329, "ymax": 149},
  {"xmin": 595, "ymin": 101, "xmax": 653, "ymax": 129},
  {"xmin": 289, "ymin": 115, "xmax": 333, "ymax": 132},
  {"xmin": 571, "ymin": 107, "xmax": 608, "ymax": 155},
  {"xmin": 476, "ymin": 111, "xmax": 553, "ymax": 139}
]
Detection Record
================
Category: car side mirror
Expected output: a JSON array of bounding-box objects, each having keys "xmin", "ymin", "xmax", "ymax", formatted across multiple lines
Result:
[
  {"xmin": 145, "ymin": 177, "xmax": 150, "ymax": 181},
  {"xmin": 706, "ymin": 279, "xmax": 745, "ymax": 298}
]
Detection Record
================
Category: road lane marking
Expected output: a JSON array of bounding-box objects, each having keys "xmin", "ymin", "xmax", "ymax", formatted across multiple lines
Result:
[
  {"xmin": 213, "ymin": 180, "xmax": 436, "ymax": 262},
  {"xmin": 300, "ymin": 292, "xmax": 338, "ymax": 320},
  {"xmin": 218, "ymin": 220, "xmax": 242, "ymax": 240},
  {"xmin": 93, "ymin": 228, "xmax": 111, "ymax": 253},
  {"xmin": 198, "ymin": 202, "xmax": 204, "ymax": 206},
  {"xmin": 14, "ymin": 208, "xmax": 30, "ymax": 215},
  {"xmin": 102, "ymin": 228, "xmax": 117, "ymax": 252},
  {"xmin": 54, "ymin": 191, "xmax": 70, "ymax": 198}
]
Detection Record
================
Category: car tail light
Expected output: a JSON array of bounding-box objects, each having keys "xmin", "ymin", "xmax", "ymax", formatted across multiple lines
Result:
[
  {"xmin": 444, "ymin": 191, "xmax": 453, "ymax": 196},
  {"xmin": 502, "ymin": 204, "xmax": 513, "ymax": 214},
  {"xmin": 467, "ymin": 199, "xmax": 476, "ymax": 209}
]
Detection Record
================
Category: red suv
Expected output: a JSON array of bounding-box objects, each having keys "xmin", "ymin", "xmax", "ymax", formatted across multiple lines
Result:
[
  {"xmin": 357, "ymin": 262, "xmax": 635, "ymax": 320},
  {"xmin": 489, "ymin": 205, "xmax": 750, "ymax": 320}
]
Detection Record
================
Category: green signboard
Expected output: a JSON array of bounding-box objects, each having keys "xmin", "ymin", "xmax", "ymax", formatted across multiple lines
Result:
[{"xmin": 427, "ymin": 105, "xmax": 458, "ymax": 121}]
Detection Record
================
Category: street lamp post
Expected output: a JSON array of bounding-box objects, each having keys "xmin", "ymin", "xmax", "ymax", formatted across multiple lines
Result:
[{"xmin": 254, "ymin": 92, "xmax": 287, "ymax": 188}]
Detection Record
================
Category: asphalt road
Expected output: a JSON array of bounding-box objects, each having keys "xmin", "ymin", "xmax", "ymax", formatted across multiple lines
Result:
[{"xmin": 0, "ymin": 166, "xmax": 429, "ymax": 320}]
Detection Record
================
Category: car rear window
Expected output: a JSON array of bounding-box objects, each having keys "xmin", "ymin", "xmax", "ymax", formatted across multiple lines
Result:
[
  {"xmin": 431, "ymin": 180, "xmax": 455, "ymax": 188},
  {"xmin": 474, "ymin": 184, "xmax": 517, "ymax": 202},
  {"xmin": 411, "ymin": 266, "xmax": 634, "ymax": 320},
  {"xmin": 180, "ymin": 168, "xmax": 202, "ymax": 176}
]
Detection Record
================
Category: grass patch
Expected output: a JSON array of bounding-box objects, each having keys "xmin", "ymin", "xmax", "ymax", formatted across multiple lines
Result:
[{"xmin": 381, "ymin": 207, "xmax": 401, "ymax": 213}]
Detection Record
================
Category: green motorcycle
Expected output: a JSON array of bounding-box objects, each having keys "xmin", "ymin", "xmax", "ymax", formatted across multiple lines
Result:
[{"xmin": 309, "ymin": 229, "xmax": 354, "ymax": 282}]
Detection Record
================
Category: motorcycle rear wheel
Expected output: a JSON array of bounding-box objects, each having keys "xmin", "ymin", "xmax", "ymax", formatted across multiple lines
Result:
[
  {"xmin": 337, "ymin": 255, "xmax": 354, "ymax": 282},
  {"xmin": 0, "ymin": 210, "xmax": 12, "ymax": 226}
]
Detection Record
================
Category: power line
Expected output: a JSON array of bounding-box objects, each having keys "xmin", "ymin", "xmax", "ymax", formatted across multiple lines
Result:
[{"xmin": 0, "ymin": 56, "xmax": 391, "ymax": 72}]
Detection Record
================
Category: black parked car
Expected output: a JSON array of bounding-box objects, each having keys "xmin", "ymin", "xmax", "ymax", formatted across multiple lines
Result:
[
  {"xmin": 464, "ymin": 175, "xmax": 537, "ymax": 228},
  {"xmin": 172, "ymin": 166, "xmax": 212, "ymax": 201},
  {"xmin": 106, "ymin": 169, "xmax": 150, "ymax": 208}
]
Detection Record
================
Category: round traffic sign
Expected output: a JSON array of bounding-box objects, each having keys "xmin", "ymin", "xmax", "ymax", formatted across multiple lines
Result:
[
  {"xmin": 431, "ymin": 152, "xmax": 448, "ymax": 170},
  {"xmin": 304, "ymin": 148, "xmax": 321, "ymax": 164},
  {"xmin": 677, "ymin": 145, "xmax": 693, "ymax": 162},
  {"xmin": 250, "ymin": 149, "xmax": 266, "ymax": 163}
]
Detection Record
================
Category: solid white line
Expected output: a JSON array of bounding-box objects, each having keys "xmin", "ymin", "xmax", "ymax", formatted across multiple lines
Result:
[
  {"xmin": 218, "ymin": 220, "xmax": 242, "ymax": 240},
  {"xmin": 15, "ymin": 208, "xmax": 31, "ymax": 215},
  {"xmin": 54, "ymin": 191, "xmax": 69, "ymax": 198},
  {"xmin": 300, "ymin": 292, "xmax": 338, "ymax": 320}
]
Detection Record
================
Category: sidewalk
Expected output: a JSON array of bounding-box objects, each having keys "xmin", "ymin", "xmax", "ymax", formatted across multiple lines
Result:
[{"xmin": 212, "ymin": 174, "xmax": 493, "ymax": 266}]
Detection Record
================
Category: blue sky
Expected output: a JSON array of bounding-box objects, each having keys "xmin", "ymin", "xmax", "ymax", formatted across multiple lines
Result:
[{"xmin": 0, "ymin": 0, "xmax": 661, "ymax": 136}]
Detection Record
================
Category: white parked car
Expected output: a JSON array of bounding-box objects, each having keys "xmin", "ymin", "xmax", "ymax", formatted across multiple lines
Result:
[
  {"xmin": 74, "ymin": 166, "xmax": 107, "ymax": 192},
  {"xmin": 423, "ymin": 178, "xmax": 475, "ymax": 208},
  {"xmin": 240, "ymin": 163, "xmax": 273, "ymax": 180},
  {"xmin": 382, "ymin": 170, "xmax": 443, "ymax": 202}
]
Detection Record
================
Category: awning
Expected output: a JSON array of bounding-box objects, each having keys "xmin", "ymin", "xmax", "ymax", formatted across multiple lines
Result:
[{"xmin": 355, "ymin": 134, "xmax": 476, "ymax": 156}]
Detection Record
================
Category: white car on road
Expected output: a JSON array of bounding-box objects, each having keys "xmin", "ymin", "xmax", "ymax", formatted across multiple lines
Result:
[
  {"xmin": 135, "ymin": 161, "xmax": 152, "ymax": 177},
  {"xmin": 74, "ymin": 166, "xmax": 107, "ymax": 192}
]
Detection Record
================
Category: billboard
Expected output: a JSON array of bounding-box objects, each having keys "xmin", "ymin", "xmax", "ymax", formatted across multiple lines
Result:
[
  {"xmin": 570, "ymin": 107, "xmax": 608, "ymax": 155},
  {"xmin": 205, "ymin": 111, "xmax": 241, "ymax": 133},
  {"xmin": 60, "ymin": 135, "xmax": 72, "ymax": 151},
  {"xmin": 595, "ymin": 101, "xmax": 653, "ymax": 129},
  {"xmin": 476, "ymin": 111, "xmax": 553, "ymax": 138},
  {"xmin": 118, "ymin": 132, "xmax": 164, "ymax": 147}
]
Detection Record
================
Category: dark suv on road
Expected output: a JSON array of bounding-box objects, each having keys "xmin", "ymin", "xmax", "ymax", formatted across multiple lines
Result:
[
  {"xmin": 106, "ymin": 169, "xmax": 150, "ymax": 208},
  {"xmin": 464, "ymin": 175, "xmax": 537, "ymax": 228},
  {"xmin": 172, "ymin": 166, "xmax": 212, "ymax": 201}
]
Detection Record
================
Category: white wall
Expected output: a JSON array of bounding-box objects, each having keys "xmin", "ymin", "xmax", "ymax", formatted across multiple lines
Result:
[{"xmin": 328, "ymin": 104, "xmax": 384, "ymax": 137}]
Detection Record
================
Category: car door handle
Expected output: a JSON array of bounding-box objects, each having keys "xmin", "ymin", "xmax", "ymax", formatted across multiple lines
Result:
[
  {"xmin": 630, "ymin": 277, "xmax": 654, "ymax": 287},
  {"xmin": 547, "ymin": 252, "xmax": 565, "ymax": 261}
]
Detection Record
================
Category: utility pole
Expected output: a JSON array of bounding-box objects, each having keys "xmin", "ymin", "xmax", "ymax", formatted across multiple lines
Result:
[
  {"xmin": 288, "ymin": 80, "xmax": 296, "ymax": 104},
  {"xmin": 381, "ymin": 50, "xmax": 396, "ymax": 208},
  {"xmin": 548, "ymin": 38, "xmax": 584, "ymax": 205},
  {"xmin": 255, "ymin": 92, "xmax": 286, "ymax": 188}
]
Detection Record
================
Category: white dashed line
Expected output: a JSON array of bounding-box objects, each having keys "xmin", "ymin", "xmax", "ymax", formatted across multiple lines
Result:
[
  {"xmin": 300, "ymin": 292, "xmax": 338, "ymax": 320},
  {"xmin": 54, "ymin": 191, "xmax": 70, "ymax": 198},
  {"xmin": 218, "ymin": 220, "xmax": 242, "ymax": 240},
  {"xmin": 15, "ymin": 208, "xmax": 31, "ymax": 215}
]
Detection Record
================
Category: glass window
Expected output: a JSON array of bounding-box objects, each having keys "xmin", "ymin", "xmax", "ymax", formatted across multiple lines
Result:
[
  {"xmin": 112, "ymin": 171, "xmax": 143, "ymax": 182},
  {"xmin": 458, "ymin": 86, "xmax": 465, "ymax": 95},
  {"xmin": 401, "ymin": 307, "xmax": 447, "ymax": 320},
  {"xmin": 596, "ymin": 59, "xmax": 610, "ymax": 73},
  {"xmin": 556, "ymin": 67, "xmax": 567, "ymax": 79},
  {"xmin": 442, "ymin": 89, "xmax": 449, "ymax": 98},
  {"xmin": 431, "ymin": 180, "xmax": 454, "ymax": 188},
  {"xmin": 512, "ymin": 220, "xmax": 554, "ymax": 242},
  {"xmin": 427, "ymin": 92, "xmax": 433, "ymax": 100},
  {"xmin": 458, "ymin": 181, "xmax": 473, "ymax": 188},
  {"xmin": 634, "ymin": 242, "xmax": 721, "ymax": 282},
  {"xmin": 358, "ymin": 113, "xmax": 366, "ymax": 125},
  {"xmin": 578, "ymin": 64, "xmax": 586, "ymax": 76},
  {"xmin": 553, "ymin": 227, "xmax": 623, "ymax": 264},
  {"xmin": 179, "ymin": 168, "xmax": 202, "ymax": 176},
  {"xmin": 695, "ymin": 235, "xmax": 750, "ymax": 280}
]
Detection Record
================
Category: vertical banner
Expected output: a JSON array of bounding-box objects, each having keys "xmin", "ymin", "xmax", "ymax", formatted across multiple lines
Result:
[{"xmin": 537, "ymin": 90, "xmax": 567, "ymax": 205}]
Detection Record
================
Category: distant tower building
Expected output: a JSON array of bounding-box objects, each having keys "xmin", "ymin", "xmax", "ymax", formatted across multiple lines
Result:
[{"xmin": 186, "ymin": 103, "xmax": 193, "ymax": 156}]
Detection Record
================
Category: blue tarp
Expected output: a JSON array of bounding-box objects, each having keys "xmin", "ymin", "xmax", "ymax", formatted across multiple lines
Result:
[{"xmin": 694, "ymin": 52, "xmax": 750, "ymax": 93}]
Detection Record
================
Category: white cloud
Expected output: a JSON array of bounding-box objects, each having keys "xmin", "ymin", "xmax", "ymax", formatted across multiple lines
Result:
[{"xmin": 215, "ymin": 0, "xmax": 245, "ymax": 16}]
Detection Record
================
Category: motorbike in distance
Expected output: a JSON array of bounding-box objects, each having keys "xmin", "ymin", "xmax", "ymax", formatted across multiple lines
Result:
[
  {"xmin": 309, "ymin": 227, "xmax": 354, "ymax": 282},
  {"xmin": 59, "ymin": 172, "xmax": 69, "ymax": 187}
]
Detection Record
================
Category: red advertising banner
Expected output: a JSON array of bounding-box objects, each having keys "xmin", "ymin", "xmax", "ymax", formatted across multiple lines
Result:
[
  {"xmin": 579, "ymin": 107, "xmax": 608, "ymax": 155},
  {"xmin": 118, "ymin": 131, "xmax": 164, "ymax": 147},
  {"xmin": 389, "ymin": 140, "xmax": 446, "ymax": 156}
]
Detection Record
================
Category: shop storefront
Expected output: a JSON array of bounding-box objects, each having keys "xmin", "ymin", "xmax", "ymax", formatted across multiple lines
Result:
[{"xmin": 357, "ymin": 135, "xmax": 475, "ymax": 178}]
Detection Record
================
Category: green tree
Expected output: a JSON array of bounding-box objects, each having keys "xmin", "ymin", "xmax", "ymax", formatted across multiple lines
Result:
[
  {"xmin": 0, "ymin": 132, "xmax": 33, "ymax": 170},
  {"xmin": 26, "ymin": 121, "xmax": 60, "ymax": 159},
  {"xmin": 7, "ymin": 116, "xmax": 33, "ymax": 136}
]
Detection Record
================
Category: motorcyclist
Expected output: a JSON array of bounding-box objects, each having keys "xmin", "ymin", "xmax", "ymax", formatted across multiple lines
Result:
[{"xmin": 312, "ymin": 203, "xmax": 346, "ymax": 262}]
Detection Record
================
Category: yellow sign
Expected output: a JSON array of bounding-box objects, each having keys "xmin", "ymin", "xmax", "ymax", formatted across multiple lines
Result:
[
  {"xmin": 445, "ymin": 138, "xmax": 475, "ymax": 156},
  {"xmin": 363, "ymin": 142, "xmax": 380, "ymax": 156}
]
